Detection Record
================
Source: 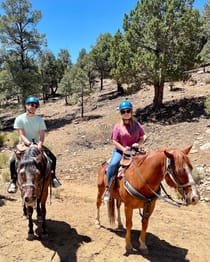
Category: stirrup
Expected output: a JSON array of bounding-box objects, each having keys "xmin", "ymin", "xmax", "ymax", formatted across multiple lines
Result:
[{"xmin": 103, "ymin": 188, "xmax": 110, "ymax": 202}]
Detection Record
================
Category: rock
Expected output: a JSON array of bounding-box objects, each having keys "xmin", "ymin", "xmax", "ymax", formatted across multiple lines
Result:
[{"xmin": 200, "ymin": 143, "xmax": 210, "ymax": 151}]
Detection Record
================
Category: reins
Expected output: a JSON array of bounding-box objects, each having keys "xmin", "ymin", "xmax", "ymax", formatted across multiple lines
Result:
[
  {"xmin": 20, "ymin": 150, "xmax": 52, "ymax": 204},
  {"xmin": 39, "ymin": 151, "xmax": 52, "ymax": 204},
  {"xmin": 122, "ymin": 154, "xmax": 187, "ymax": 207}
]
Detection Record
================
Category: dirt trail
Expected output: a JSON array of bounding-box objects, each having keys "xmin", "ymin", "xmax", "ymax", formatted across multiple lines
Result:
[
  {"xmin": 0, "ymin": 179, "xmax": 210, "ymax": 262},
  {"xmin": 0, "ymin": 77, "xmax": 210, "ymax": 261}
]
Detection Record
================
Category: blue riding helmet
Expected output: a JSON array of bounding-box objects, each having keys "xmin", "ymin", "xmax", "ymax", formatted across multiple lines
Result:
[
  {"xmin": 119, "ymin": 100, "xmax": 133, "ymax": 111},
  {"xmin": 25, "ymin": 96, "xmax": 40, "ymax": 107}
]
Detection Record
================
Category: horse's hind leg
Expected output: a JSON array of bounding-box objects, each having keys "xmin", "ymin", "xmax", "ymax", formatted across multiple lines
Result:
[
  {"xmin": 124, "ymin": 206, "xmax": 133, "ymax": 252},
  {"xmin": 95, "ymin": 183, "xmax": 105, "ymax": 228},
  {"xmin": 116, "ymin": 199, "xmax": 123, "ymax": 229}
]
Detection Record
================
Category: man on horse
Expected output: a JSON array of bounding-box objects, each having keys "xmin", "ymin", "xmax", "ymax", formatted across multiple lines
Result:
[
  {"xmin": 7, "ymin": 96, "xmax": 61, "ymax": 193},
  {"xmin": 103, "ymin": 100, "xmax": 145, "ymax": 201}
]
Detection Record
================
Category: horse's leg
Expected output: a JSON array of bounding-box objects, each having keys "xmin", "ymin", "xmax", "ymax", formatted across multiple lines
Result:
[
  {"xmin": 40, "ymin": 202, "xmax": 47, "ymax": 237},
  {"xmin": 36, "ymin": 199, "xmax": 42, "ymax": 222},
  {"xmin": 139, "ymin": 200, "xmax": 156, "ymax": 254},
  {"xmin": 116, "ymin": 199, "xmax": 123, "ymax": 229},
  {"xmin": 95, "ymin": 182, "xmax": 105, "ymax": 228},
  {"xmin": 124, "ymin": 206, "xmax": 133, "ymax": 251},
  {"xmin": 27, "ymin": 206, "xmax": 34, "ymax": 240},
  {"xmin": 23, "ymin": 204, "xmax": 27, "ymax": 219}
]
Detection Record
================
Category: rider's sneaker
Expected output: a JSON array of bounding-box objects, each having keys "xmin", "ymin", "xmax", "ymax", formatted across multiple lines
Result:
[
  {"xmin": 7, "ymin": 182, "xmax": 17, "ymax": 193},
  {"xmin": 103, "ymin": 190, "xmax": 110, "ymax": 202},
  {"xmin": 52, "ymin": 178, "xmax": 62, "ymax": 188}
]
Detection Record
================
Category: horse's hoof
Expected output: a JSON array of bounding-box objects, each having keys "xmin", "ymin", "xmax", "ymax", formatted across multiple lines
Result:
[
  {"xmin": 126, "ymin": 245, "xmax": 133, "ymax": 252},
  {"xmin": 139, "ymin": 244, "xmax": 149, "ymax": 255},
  {"xmin": 125, "ymin": 246, "xmax": 134, "ymax": 256},
  {"xmin": 27, "ymin": 233, "xmax": 34, "ymax": 241},
  {"xmin": 117, "ymin": 224, "xmax": 124, "ymax": 230},
  {"xmin": 41, "ymin": 232, "xmax": 48, "ymax": 239},
  {"xmin": 140, "ymin": 248, "xmax": 149, "ymax": 255}
]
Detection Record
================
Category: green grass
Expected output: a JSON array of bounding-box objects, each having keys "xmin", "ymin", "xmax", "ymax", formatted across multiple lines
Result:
[
  {"xmin": 1, "ymin": 170, "xmax": 10, "ymax": 183},
  {"xmin": 0, "ymin": 152, "xmax": 9, "ymax": 169},
  {"xmin": 0, "ymin": 131, "xmax": 19, "ymax": 149}
]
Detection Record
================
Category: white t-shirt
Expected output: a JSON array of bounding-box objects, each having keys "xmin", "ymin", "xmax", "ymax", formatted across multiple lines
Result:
[{"xmin": 14, "ymin": 112, "xmax": 47, "ymax": 143}]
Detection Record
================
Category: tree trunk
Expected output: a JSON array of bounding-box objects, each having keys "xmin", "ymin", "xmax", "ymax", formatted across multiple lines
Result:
[
  {"xmin": 117, "ymin": 82, "xmax": 124, "ymax": 94},
  {"xmin": 81, "ymin": 85, "xmax": 84, "ymax": 118},
  {"xmin": 100, "ymin": 72, "xmax": 104, "ymax": 91},
  {"xmin": 153, "ymin": 81, "xmax": 164, "ymax": 108}
]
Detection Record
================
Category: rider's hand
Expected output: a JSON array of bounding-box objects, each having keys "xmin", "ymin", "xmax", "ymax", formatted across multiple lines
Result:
[
  {"xmin": 123, "ymin": 146, "xmax": 130, "ymax": 153},
  {"xmin": 37, "ymin": 141, "xmax": 43, "ymax": 150},
  {"xmin": 132, "ymin": 143, "xmax": 139, "ymax": 148}
]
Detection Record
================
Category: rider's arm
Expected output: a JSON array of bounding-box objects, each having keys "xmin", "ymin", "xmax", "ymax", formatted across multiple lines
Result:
[
  {"xmin": 112, "ymin": 140, "xmax": 128, "ymax": 153},
  {"xmin": 38, "ymin": 130, "xmax": 45, "ymax": 149},
  {"xmin": 138, "ymin": 135, "xmax": 145, "ymax": 145},
  {"xmin": 17, "ymin": 128, "xmax": 31, "ymax": 146}
]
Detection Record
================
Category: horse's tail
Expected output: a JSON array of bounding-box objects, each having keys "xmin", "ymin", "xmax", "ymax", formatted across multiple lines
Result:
[{"xmin": 107, "ymin": 197, "xmax": 115, "ymax": 224}]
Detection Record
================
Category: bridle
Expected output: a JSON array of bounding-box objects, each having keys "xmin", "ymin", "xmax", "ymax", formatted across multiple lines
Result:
[
  {"xmin": 123, "ymin": 155, "xmax": 195, "ymax": 207},
  {"xmin": 164, "ymin": 158, "xmax": 196, "ymax": 190},
  {"xmin": 19, "ymin": 152, "xmax": 51, "ymax": 202}
]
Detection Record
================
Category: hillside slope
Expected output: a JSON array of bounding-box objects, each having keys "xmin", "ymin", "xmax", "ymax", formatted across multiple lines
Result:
[{"xmin": 0, "ymin": 74, "xmax": 210, "ymax": 262}]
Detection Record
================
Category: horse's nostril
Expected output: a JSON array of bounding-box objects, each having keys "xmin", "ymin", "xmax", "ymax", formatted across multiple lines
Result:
[
  {"xmin": 25, "ymin": 197, "xmax": 29, "ymax": 202},
  {"xmin": 192, "ymin": 195, "xmax": 199, "ymax": 204}
]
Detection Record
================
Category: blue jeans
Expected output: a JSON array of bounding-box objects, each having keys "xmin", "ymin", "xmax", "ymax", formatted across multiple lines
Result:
[{"xmin": 106, "ymin": 148, "xmax": 123, "ymax": 186}]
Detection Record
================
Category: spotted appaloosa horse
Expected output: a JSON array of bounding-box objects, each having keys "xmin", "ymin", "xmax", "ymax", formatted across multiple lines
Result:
[
  {"xmin": 96, "ymin": 146, "xmax": 199, "ymax": 254},
  {"xmin": 17, "ymin": 146, "xmax": 51, "ymax": 240}
]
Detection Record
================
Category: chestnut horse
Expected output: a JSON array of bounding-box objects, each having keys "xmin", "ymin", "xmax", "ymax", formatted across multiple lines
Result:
[
  {"xmin": 17, "ymin": 146, "xmax": 51, "ymax": 240},
  {"xmin": 96, "ymin": 146, "xmax": 200, "ymax": 254}
]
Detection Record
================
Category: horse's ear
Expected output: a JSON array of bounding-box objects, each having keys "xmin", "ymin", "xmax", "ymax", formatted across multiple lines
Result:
[
  {"xmin": 182, "ymin": 145, "xmax": 192, "ymax": 155},
  {"xmin": 164, "ymin": 150, "xmax": 174, "ymax": 159}
]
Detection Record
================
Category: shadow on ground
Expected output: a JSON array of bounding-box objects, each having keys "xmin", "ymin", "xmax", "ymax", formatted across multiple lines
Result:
[
  {"xmin": 108, "ymin": 228, "xmax": 189, "ymax": 262},
  {"xmin": 0, "ymin": 194, "xmax": 17, "ymax": 207},
  {"xmin": 39, "ymin": 219, "xmax": 91, "ymax": 262},
  {"xmin": 1, "ymin": 96, "xmax": 209, "ymax": 132},
  {"xmin": 136, "ymin": 96, "xmax": 209, "ymax": 125}
]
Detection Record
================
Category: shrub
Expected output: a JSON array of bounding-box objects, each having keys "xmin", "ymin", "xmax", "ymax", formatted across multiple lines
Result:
[
  {"xmin": 192, "ymin": 166, "xmax": 201, "ymax": 184},
  {"xmin": 0, "ymin": 133, "xmax": 7, "ymax": 147},
  {"xmin": 0, "ymin": 132, "xmax": 19, "ymax": 149},
  {"xmin": 205, "ymin": 76, "xmax": 210, "ymax": 85},
  {"xmin": 0, "ymin": 152, "xmax": 9, "ymax": 169},
  {"xmin": 204, "ymin": 95, "xmax": 210, "ymax": 114},
  {"xmin": 6, "ymin": 132, "xmax": 19, "ymax": 148},
  {"xmin": 1, "ymin": 171, "xmax": 10, "ymax": 183}
]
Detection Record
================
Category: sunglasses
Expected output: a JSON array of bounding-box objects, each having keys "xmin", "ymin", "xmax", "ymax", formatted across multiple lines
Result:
[
  {"xmin": 120, "ymin": 109, "xmax": 131, "ymax": 114},
  {"xmin": 27, "ymin": 103, "xmax": 38, "ymax": 108}
]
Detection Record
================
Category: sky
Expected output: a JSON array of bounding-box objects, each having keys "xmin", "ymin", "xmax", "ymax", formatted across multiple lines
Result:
[{"xmin": 1, "ymin": 0, "xmax": 209, "ymax": 63}]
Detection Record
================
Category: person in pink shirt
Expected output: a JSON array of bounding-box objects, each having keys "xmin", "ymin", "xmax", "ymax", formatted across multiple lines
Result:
[{"xmin": 104, "ymin": 100, "xmax": 145, "ymax": 201}]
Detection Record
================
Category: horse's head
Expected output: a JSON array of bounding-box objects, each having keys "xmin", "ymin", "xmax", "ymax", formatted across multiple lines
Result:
[
  {"xmin": 17, "ymin": 146, "xmax": 45, "ymax": 208},
  {"xmin": 164, "ymin": 146, "xmax": 200, "ymax": 206}
]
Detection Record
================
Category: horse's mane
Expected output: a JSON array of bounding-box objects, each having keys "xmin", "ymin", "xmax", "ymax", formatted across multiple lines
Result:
[{"xmin": 19, "ymin": 147, "xmax": 43, "ymax": 170}]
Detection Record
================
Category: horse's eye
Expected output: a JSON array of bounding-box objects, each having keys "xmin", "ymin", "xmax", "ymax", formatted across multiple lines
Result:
[{"xmin": 19, "ymin": 169, "xmax": 25, "ymax": 177}]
